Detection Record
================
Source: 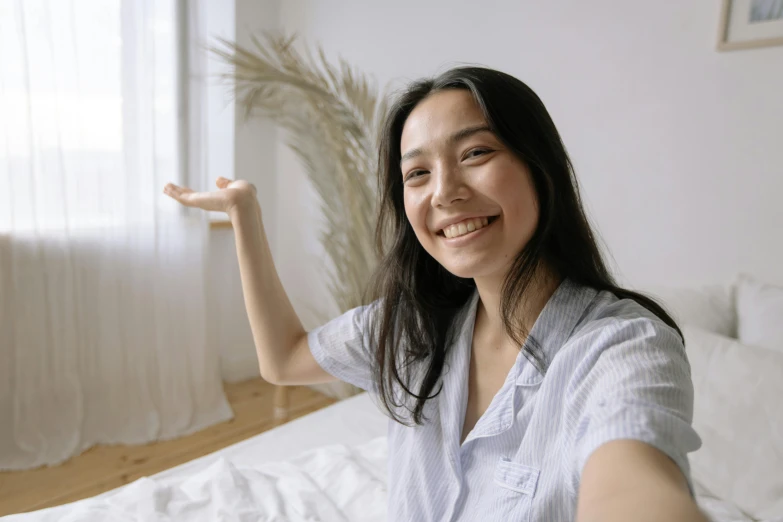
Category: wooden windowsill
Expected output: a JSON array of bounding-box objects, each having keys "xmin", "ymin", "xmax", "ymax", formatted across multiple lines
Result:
[{"xmin": 209, "ymin": 220, "xmax": 233, "ymax": 230}]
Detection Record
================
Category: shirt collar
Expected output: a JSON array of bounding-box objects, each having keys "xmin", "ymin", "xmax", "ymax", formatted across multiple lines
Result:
[
  {"xmin": 463, "ymin": 278, "xmax": 598, "ymax": 386},
  {"xmin": 519, "ymin": 278, "xmax": 598, "ymax": 382}
]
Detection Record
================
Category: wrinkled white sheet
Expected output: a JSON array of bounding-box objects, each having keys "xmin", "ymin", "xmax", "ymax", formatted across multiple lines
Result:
[{"xmin": 3, "ymin": 437, "xmax": 388, "ymax": 522}]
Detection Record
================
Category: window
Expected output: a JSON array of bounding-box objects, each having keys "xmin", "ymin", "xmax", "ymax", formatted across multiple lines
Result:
[{"xmin": 0, "ymin": 0, "xmax": 182, "ymax": 232}]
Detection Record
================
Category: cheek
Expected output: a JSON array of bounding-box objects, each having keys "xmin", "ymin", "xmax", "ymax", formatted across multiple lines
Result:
[
  {"xmin": 506, "ymin": 181, "xmax": 538, "ymax": 220},
  {"xmin": 403, "ymin": 190, "xmax": 430, "ymax": 237},
  {"xmin": 492, "ymin": 166, "xmax": 539, "ymax": 229}
]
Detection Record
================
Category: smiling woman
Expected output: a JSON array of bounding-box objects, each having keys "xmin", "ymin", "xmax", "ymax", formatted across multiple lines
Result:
[
  {"xmin": 164, "ymin": 66, "xmax": 708, "ymax": 521},
  {"xmin": 360, "ymin": 67, "xmax": 706, "ymax": 521}
]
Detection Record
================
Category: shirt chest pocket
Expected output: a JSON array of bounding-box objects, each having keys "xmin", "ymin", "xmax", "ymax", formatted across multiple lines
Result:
[{"xmin": 491, "ymin": 458, "xmax": 540, "ymax": 522}]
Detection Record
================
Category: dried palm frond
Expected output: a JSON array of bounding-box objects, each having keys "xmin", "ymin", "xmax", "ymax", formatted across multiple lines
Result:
[{"xmin": 212, "ymin": 34, "xmax": 388, "ymax": 320}]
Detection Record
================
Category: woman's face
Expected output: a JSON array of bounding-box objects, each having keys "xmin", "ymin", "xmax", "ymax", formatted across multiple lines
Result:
[{"xmin": 400, "ymin": 89, "xmax": 539, "ymax": 280}]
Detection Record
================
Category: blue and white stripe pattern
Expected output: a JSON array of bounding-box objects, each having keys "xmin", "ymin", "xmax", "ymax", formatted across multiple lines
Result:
[{"xmin": 308, "ymin": 278, "xmax": 702, "ymax": 521}]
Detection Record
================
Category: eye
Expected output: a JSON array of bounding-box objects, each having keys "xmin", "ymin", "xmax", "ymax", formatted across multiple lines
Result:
[
  {"xmin": 404, "ymin": 170, "xmax": 427, "ymax": 182},
  {"xmin": 464, "ymin": 148, "xmax": 491, "ymax": 159}
]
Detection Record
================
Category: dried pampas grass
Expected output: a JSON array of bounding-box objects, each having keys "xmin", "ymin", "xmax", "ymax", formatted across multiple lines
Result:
[{"xmin": 213, "ymin": 34, "xmax": 389, "ymax": 398}]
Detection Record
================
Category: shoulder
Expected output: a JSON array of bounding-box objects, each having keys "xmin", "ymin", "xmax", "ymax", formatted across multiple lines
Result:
[
  {"xmin": 558, "ymin": 290, "xmax": 691, "ymax": 398},
  {"xmin": 344, "ymin": 298, "xmax": 384, "ymax": 329},
  {"xmin": 570, "ymin": 290, "xmax": 684, "ymax": 357}
]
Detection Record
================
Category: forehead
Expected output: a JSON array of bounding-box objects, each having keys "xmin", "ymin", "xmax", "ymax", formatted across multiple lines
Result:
[{"xmin": 400, "ymin": 89, "xmax": 487, "ymax": 152}]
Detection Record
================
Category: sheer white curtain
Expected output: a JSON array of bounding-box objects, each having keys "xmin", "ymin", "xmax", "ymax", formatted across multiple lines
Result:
[{"xmin": 0, "ymin": 0, "xmax": 231, "ymax": 470}]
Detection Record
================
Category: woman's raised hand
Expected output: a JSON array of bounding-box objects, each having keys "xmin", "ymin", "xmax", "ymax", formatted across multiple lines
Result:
[{"xmin": 163, "ymin": 177, "xmax": 258, "ymax": 215}]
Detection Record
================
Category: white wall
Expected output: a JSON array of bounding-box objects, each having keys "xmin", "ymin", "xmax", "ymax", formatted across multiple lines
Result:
[{"xmin": 273, "ymin": 0, "xmax": 783, "ymax": 316}]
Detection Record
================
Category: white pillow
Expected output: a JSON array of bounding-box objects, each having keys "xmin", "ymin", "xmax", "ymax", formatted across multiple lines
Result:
[
  {"xmin": 644, "ymin": 285, "xmax": 736, "ymax": 337},
  {"xmin": 684, "ymin": 325, "xmax": 783, "ymax": 520},
  {"xmin": 692, "ymin": 480, "xmax": 755, "ymax": 522},
  {"xmin": 736, "ymin": 274, "xmax": 783, "ymax": 353}
]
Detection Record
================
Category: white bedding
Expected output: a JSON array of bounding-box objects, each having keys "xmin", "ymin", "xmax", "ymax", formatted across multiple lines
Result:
[
  {"xmin": 2, "ymin": 393, "xmax": 768, "ymax": 521},
  {"xmin": 4, "ymin": 437, "xmax": 388, "ymax": 522},
  {"xmin": 2, "ymin": 393, "xmax": 387, "ymax": 522},
  {"xmin": 142, "ymin": 392, "xmax": 387, "ymax": 487}
]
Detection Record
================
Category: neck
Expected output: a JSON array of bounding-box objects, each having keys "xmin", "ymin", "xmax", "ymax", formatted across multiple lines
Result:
[{"xmin": 473, "ymin": 264, "xmax": 562, "ymax": 347}]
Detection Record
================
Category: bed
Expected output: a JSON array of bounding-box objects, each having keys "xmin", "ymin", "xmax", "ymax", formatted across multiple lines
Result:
[
  {"xmin": 3, "ymin": 276, "xmax": 782, "ymax": 521},
  {"xmin": 1, "ymin": 393, "xmax": 388, "ymax": 522}
]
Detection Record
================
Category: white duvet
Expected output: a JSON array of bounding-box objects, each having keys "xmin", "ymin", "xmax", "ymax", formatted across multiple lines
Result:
[
  {"xmin": 3, "ymin": 435, "xmax": 767, "ymax": 522},
  {"xmin": 3, "ymin": 438, "xmax": 388, "ymax": 522}
]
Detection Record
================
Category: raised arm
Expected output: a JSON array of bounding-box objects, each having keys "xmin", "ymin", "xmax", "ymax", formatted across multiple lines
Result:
[{"xmin": 164, "ymin": 177, "xmax": 337, "ymax": 385}]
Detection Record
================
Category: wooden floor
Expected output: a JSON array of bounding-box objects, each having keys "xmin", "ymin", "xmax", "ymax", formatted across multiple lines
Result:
[{"xmin": 0, "ymin": 379, "xmax": 336, "ymax": 517}]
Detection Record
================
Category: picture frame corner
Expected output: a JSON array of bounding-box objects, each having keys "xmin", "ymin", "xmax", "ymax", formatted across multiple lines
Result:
[{"xmin": 716, "ymin": 0, "xmax": 783, "ymax": 51}]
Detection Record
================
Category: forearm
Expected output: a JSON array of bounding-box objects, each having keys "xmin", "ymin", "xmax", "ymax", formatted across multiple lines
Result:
[
  {"xmin": 228, "ymin": 198, "xmax": 306, "ymax": 381},
  {"xmin": 577, "ymin": 490, "xmax": 709, "ymax": 522}
]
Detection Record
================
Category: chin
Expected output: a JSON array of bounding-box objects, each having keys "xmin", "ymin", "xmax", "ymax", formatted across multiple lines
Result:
[
  {"xmin": 438, "ymin": 260, "xmax": 496, "ymax": 280},
  {"xmin": 442, "ymin": 267, "xmax": 477, "ymax": 279},
  {"xmin": 432, "ymin": 247, "xmax": 518, "ymax": 281}
]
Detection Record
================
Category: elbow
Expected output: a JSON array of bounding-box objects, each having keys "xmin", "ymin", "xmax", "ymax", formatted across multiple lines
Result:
[
  {"xmin": 259, "ymin": 364, "xmax": 282, "ymax": 385},
  {"xmin": 258, "ymin": 334, "xmax": 307, "ymax": 386}
]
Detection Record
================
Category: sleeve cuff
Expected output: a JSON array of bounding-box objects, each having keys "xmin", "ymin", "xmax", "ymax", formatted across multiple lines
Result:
[
  {"xmin": 577, "ymin": 406, "xmax": 702, "ymax": 498},
  {"xmin": 307, "ymin": 326, "xmax": 376, "ymax": 392}
]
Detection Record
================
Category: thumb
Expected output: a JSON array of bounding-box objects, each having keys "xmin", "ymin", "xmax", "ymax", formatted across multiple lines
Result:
[{"xmin": 216, "ymin": 177, "xmax": 232, "ymax": 189}]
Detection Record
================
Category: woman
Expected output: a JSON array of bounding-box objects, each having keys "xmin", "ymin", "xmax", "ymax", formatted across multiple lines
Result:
[{"xmin": 164, "ymin": 67, "xmax": 706, "ymax": 521}]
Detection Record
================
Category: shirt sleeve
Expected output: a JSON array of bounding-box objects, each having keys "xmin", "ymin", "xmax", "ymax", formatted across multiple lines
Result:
[
  {"xmin": 569, "ymin": 313, "xmax": 703, "ymax": 494},
  {"xmin": 307, "ymin": 300, "xmax": 380, "ymax": 392}
]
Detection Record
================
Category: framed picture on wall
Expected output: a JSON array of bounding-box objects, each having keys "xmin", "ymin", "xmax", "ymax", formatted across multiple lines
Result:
[{"xmin": 718, "ymin": 0, "xmax": 783, "ymax": 50}]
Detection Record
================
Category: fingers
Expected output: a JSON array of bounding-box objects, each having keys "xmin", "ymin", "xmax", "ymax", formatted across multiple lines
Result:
[
  {"xmin": 163, "ymin": 183, "xmax": 195, "ymax": 205},
  {"xmin": 163, "ymin": 183, "xmax": 181, "ymax": 198},
  {"xmin": 163, "ymin": 183, "xmax": 179, "ymax": 198}
]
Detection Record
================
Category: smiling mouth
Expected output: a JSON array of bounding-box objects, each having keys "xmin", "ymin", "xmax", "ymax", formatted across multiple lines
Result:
[{"xmin": 438, "ymin": 215, "xmax": 499, "ymax": 239}]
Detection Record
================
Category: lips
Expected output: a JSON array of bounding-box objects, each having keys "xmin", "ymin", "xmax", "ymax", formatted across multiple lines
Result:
[
  {"xmin": 438, "ymin": 216, "xmax": 499, "ymax": 245},
  {"xmin": 438, "ymin": 215, "xmax": 499, "ymax": 239}
]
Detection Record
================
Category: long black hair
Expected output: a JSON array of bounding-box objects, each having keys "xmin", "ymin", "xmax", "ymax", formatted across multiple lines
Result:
[{"xmin": 364, "ymin": 66, "xmax": 678, "ymax": 426}]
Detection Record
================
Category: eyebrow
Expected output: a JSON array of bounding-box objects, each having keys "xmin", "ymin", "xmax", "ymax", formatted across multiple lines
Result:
[{"xmin": 399, "ymin": 125, "xmax": 493, "ymax": 166}]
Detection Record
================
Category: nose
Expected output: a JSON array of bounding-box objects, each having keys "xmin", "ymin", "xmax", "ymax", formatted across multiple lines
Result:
[{"xmin": 431, "ymin": 163, "xmax": 469, "ymax": 208}]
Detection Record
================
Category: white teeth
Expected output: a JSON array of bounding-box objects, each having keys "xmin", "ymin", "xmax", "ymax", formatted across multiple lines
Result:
[{"xmin": 443, "ymin": 217, "xmax": 493, "ymax": 239}]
